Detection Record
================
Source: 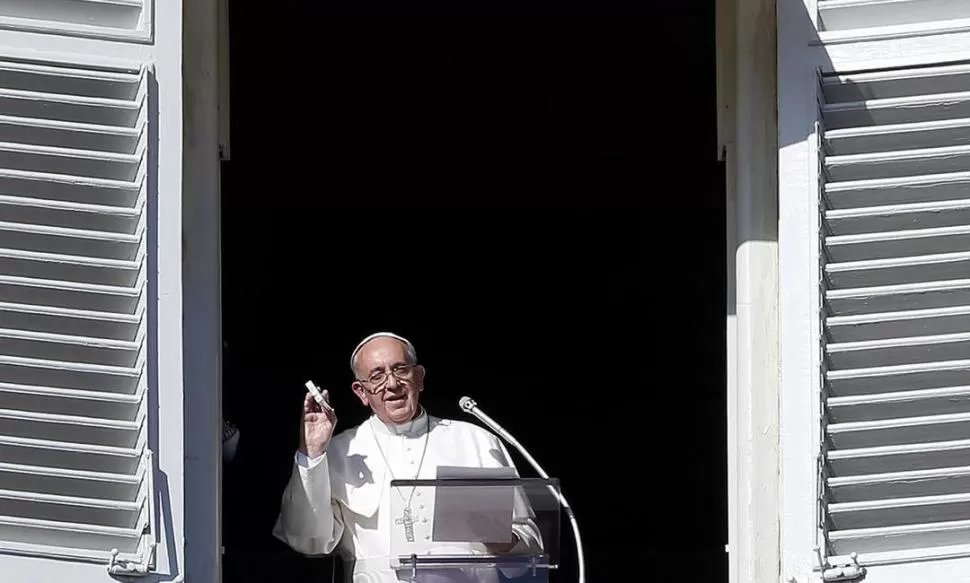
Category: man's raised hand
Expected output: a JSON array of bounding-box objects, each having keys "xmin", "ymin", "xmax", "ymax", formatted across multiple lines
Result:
[{"xmin": 299, "ymin": 388, "xmax": 337, "ymax": 459}]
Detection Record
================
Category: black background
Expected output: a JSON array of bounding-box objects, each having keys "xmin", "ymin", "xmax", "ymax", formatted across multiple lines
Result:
[{"xmin": 221, "ymin": 2, "xmax": 724, "ymax": 581}]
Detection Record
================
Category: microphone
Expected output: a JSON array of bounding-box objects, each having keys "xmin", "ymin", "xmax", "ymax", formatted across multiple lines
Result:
[
  {"xmin": 459, "ymin": 396, "xmax": 587, "ymax": 583},
  {"xmin": 458, "ymin": 396, "xmax": 477, "ymax": 412}
]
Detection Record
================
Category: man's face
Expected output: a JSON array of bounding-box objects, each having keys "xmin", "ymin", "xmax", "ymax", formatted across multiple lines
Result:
[{"xmin": 351, "ymin": 337, "xmax": 425, "ymax": 424}]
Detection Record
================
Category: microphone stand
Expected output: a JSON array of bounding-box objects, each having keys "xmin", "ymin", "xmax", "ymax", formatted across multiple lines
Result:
[{"xmin": 460, "ymin": 398, "xmax": 586, "ymax": 583}]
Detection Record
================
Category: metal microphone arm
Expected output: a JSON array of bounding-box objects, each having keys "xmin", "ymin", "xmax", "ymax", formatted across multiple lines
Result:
[{"xmin": 459, "ymin": 397, "xmax": 587, "ymax": 583}]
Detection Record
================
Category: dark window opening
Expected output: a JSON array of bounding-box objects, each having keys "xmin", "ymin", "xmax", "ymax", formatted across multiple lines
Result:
[{"xmin": 221, "ymin": 2, "xmax": 724, "ymax": 581}]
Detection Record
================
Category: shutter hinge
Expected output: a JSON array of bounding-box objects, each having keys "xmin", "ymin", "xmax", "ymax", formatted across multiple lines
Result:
[
  {"xmin": 108, "ymin": 546, "xmax": 155, "ymax": 576},
  {"xmin": 107, "ymin": 449, "xmax": 157, "ymax": 577},
  {"xmin": 814, "ymin": 547, "xmax": 866, "ymax": 582}
]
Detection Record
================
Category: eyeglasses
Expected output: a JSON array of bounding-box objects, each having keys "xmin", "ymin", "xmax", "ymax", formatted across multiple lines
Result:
[{"xmin": 357, "ymin": 364, "xmax": 417, "ymax": 394}]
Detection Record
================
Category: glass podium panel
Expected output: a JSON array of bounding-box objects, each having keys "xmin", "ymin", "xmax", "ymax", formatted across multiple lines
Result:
[{"xmin": 388, "ymin": 476, "xmax": 561, "ymax": 583}]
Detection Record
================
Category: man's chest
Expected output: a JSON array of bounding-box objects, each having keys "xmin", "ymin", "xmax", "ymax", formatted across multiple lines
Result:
[{"xmin": 375, "ymin": 432, "xmax": 483, "ymax": 480}]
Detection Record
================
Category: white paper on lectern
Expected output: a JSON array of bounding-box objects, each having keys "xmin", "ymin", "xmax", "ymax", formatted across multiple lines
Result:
[{"xmin": 432, "ymin": 466, "xmax": 516, "ymax": 544}]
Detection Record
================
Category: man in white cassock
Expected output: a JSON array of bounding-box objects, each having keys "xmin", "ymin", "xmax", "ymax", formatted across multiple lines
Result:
[{"xmin": 273, "ymin": 332, "xmax": 542, "ymax": 583}]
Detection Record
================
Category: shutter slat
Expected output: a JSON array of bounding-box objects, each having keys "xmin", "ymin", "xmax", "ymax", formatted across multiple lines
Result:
[
  {"xmin": 0, "ymin": 363, "xmax": 141, "ymax": 396},
  {"xmin": 827, "ymin": 332, "xmax": 970, "ymax": 369},
  {"xmin": 0, "ymin": 381, "xmax": 141, "ymax": 402},
  {"xmin": 825, "ymin": 172, "xmax": 970, "ymax": 209},
  {"xmin": 0, "ymin": 115, "xmax": 140, "ymax": 153},
  {"xmin": 828, "ymin": 412, "xmax": 970, "ymax": 449},
  {"xmin": 829, "ymin": 466, "xmax": 970, "ymax": 502},
  {"xmin": 819, "ymin": 63, "xmax": 970, "ymax": 558},
  {"xmin": 0, "ymin": 299, "xmax": 141, "ymax": 320},
  {"xmin": 0, "ymin": 487, "xmax": 141, "ymax": 511},
  {"xmin": 0, "ymin": 355, "xmax": 141, "ymax": 376},
  {"xmin": 0, "ymin": 514, "xmax": 142, "ymax": 537},
  {"xmin": 0, "ymin": 248, "xmax": 141, "ymax": 269},
  {"xmin": 0, "ymin": 329, "xmax": 141, "ymax": 368},
  {"xmin": 0, "ymin": 408, "xmax": 140, "ymax": 432},
  {"xmin": 0, "ymin": 488, "xmax": 143, "ymax": 533},
  {"xmin": 825, "ymin": 279, "xmax": 970, "ymax": 315},
  {"xmin": 826, "ymin": 251, "xmax": 970, "ymax": 287},
  {"xmin": 824, "ymin": 200, "xmax": 970, "ymax": 236},
  {"xmin": 0, "ymin": 196, "xmax": 141, "ymax": 240},
  {"xmin": 0, "ymin": 59, "xmax": 154, "ymax": 565},
  {"xmin": 0, "ymin": 433, "xmax": 141, "ymax": 456},
  {"xmin": 0, "ymin": 140, "xmax": 142, "ymax": 180},
  {"xmin": 829, "ymin": 520, "xmax": 970, "ymax": 555},
  {"xmin": 0, "ymin": 381, "xmax": 141, "ymax": 419},
  {"xmin": 0, "ymin": 416, "xmax": 142, "ymax": 449},
  {"xmin": 0, "ymin": 516, "xmax": 141, "ymax": 553},
  {"xmin": 0, "ymin": 173, "xmax": 140, "ymax": 207},
  {"xmin": 0, "ymin": 299, "xmax": 141, "ymax": 330},
  {"xmin": 823, "ymin": 93, "xmax": 970, "ymax": 128},
  {"xmin": 822, "ymin": 64, "xmax": 970, "ymax": 101},
  {"xmin": 0, "ymin": 168, "xmax": 141, "ymax": 190},
  {"xmin": 818, "ymin": 0, "xmax": 970, "ymax": 33},
  {"xmin": 827, "ymin": 306, "xmax": 970, "ymax": 342},
  {"xmin": 0, "ymin": 274, "xmax": 141, "ymax": 314},
  {"xmin": 0, "ymin": 328, "xmax": 140, "ymax": 351},
  {"xmin": 829, "ymin": 439, "xmax": 970, "ymax": 475},
  {"xmin": 0, "ymin": 253, "xmax": 140, "ymax": 288},
  {"xmin": 0, "ymin": 61, "xmax": 141, "ymax": 93},
  {"xmin": 826, "ymin": 119, "xmax": 970, "ymax": 156},
  {"xmin": 826, "ymin": 225, "xmax": 970, "ymax": 261},
  {"xmin": 0, "ymin": 460, "xmax": 139, "ymax": 481},
  {"xmin": 0, "ymin": 460, "xmax": 140, "ymax": 501},
  {"xmin": 0, "ymin": 219, "xmax": 142, "ymax": 254},
  {"xmin": 827, "ymin": 359, "xmax": 970, "ymax": 397},
  {"xmin": 0, "ymin": 435, "xmax": 140, "ymax": 474},
  {"xmin": 828, "ymin": 386, "xmax": 970, "ymax": 422},
  {"xmin": 0, "ymin": 84, "xmax": 142, "ymax": 119},
  {"xmin": 829, "ymin": 492, "xmax": 970, "ymax": 530},
  {"xmin": 0, "ymin": 193, "xmax": 141, "ymax": 217},
  {"xmin": 826, "ymin": 145, "xmax": 970, "ymax": 181},
  {"xmin": 0, "ymin": 273, "xmax": 141, "ymax": 296},
  {"xmin": 0, "ymin": 0, "xmax": 145, "ymax": 33}
]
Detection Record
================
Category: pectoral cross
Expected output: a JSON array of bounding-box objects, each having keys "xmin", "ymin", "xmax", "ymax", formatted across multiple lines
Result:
[{"xmin": 395, "ymin": 506, "xmax": 416, "ymax": 543}]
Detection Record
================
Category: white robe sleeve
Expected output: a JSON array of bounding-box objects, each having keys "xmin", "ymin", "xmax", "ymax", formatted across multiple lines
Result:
[
  {"xmin": 272, "ymin": 451, "xmax": 346, "ymax": 555},
  {"xmin": 481, "ymin": 434, "xmax": 546, "ymax": 581},
  {"xmin": 486, "ymin": 435, "xmax": 543, "ymax": 554}
]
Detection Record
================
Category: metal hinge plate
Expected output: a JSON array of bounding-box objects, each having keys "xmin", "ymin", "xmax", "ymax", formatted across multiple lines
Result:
[{"xmin": 815, "ymin": 548, "xmax": 866, "ymax": 582}]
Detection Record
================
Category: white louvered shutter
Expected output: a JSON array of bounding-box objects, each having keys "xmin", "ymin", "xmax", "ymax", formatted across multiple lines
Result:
[
  {"xmin": 0, "ymin": 58, "xmax": 155, "ymax": 574},
  {"xmin": 817, "ymin": 62, "xmax": 970, "ymax": 566}
]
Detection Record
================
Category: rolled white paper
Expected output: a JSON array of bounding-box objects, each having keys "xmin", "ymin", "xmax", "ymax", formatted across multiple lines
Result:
[{"xmin": 304, "ymin": 380, "xmax": 334, "ymax": 412}]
